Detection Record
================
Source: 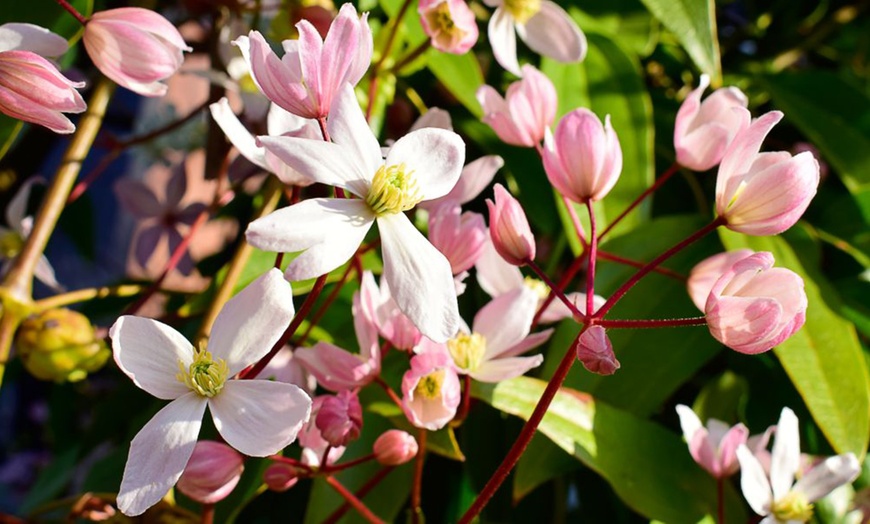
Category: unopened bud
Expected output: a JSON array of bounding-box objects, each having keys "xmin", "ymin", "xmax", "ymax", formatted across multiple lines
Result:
[
  {"xmin": 176, "ymin": 441, "xmax": 244, "ymax": 504},
  {"xmin": 315, "ymin": 390, "xmax": 363, "ymax": 447},
  {"xmin": 575, "ymin": 326, "xmax": 620, "ymax": 375},
  {"xmin": 16, "ymin": 308, "xmax": 110, "ymax": 382},
  {"xmin": 486, "ymin": 183, "xmax": 536, "ymax": 266},
  {"xmin": 373, "ymin": 430, "xmax": 419, "ymax": 466},
  {"xmin": 263, "ymin": 462, "xmax": 300, "ymax": 492}
]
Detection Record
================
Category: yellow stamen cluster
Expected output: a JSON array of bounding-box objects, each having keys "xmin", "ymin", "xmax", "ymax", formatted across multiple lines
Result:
[
  {"xmin": 523, "ymin": 276, "xmax": 549, "ymax": 301},
  {"xmin": 504, "ymin": 0, "xmax": 541, "ymax": 24},
  {"xmin": 415, "ymin": 369, "xmax": 447, "ymax": 399},
  {"xmin": 0, "ymin": 230, "xmax": 23, "ymax": 258},
  {"xmin": 771, "ymin": 492, "xmax": 813, "ymax": 522},
  {"xmin": 447, "ymin": 332, "xmax": 487, "ymax": 372},
  {"xmin": 176, "ymin": 343, "xmax": 229, "ymax": 398},
  {"xmin": 366, "ymin": 163, "xmax": 423, "ymax": 216}
]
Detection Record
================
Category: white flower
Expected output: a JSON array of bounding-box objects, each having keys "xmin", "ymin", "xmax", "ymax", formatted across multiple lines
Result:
[
  {"xmin": 247, "ymin": 83, "xmax": 465, "ymax": 342},
  {"xmin": 736, "ymin": 407, "xmax": 860, "ymax": 523},
  {"xmin": 110, "ymin": 269, "xmax": 312, "ymax": 516},
  {"xmin": 0, "ymin": 178, "xmax": 61, "ymax": 289}
]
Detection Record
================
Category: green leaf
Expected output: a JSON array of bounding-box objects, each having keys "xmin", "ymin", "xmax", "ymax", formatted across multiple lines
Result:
[
  {"xmin": 763, "ymin": 72, "xmax": 870, "ymax": 193},
  {"xmin": 0, "ymin": 114, "xmax": 23, "ymax": 163},
  {"xmin": 427, "ymin": 52, "xmax": 485, "ymax": 117},
  {"xmin": 719, "ymin": 229, "xmax": 870, "ymax": 458},
  {"xmin": 473, "ymin": 377, "xmax": 746, "ymax": 523},
  {"xmin": 513, "ymin": 434, "xmax": 580, "ymax": 502},
  {"xmin": 636, "ymin": 0, "xmax": 720, "ymax": 81},
  {"xmin": 571, "ymin": 1, "xmax": 658, "ymax": 57}
]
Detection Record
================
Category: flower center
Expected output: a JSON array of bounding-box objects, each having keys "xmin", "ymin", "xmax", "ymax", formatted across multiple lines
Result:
[
  {"xmin": 425, "ymin": 2, "xmax": 468, "ymax": 44},
  {"xmin": 366, "ymin": 163, "xmax": 423, "ymax": 216},
  {"xmin": 415, "ymin": 369, "xmax": 446, "ymax": 399},
  {"xmin": 447, "ymin": 333, "xmax": 487, "ymax": 372},
  {"xmin": 176, "ymin": 342, "xmax": 229, "ymax": 397},
  {"xmin": 504, "ymin": 0, "xmax": 541, "ymax": 24},
  {"xmin": 771, "ymin": 491, "xmax": 813, "ymax": 522},
  {"xmin": 0, "ymin": 230, "xmax": 24, "ymax": 258},
  {"xmin": 523, "ymin": 276, "xmax": 549, "ymax": 300}
]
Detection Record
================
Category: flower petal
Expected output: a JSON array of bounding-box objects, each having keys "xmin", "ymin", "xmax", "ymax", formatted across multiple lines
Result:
[
  {"xmin": 793, "ymin": 453, "xmax": 860, "ymax": 502},
  {"xmin": 210, "ymin": 98, "xmax": 268, "ymax": 170},
  {"xmin": 327, "ymin": 83, "xmax": 382, "ymax": 177},
  {"xmin": 110, "ymin": 316, "xmax": 194, "ymax": 400},
  {"xmin": 117, "ymin": 394, "xmax": 206, "ymax": 516},
  {"xmin": 474, "ymin": 286, "xmax": 537, "ymax": 357},
  {"xmin": 257, "ymin": 136, "xmax": 371, "ymax": 197},
  {"xmin": 471, "ymin": 354, "xmax": 543, "ymax": 383},
  {"xmin": 423, "ymin": 155, "xmax": 503, "ymax": 210},
  {"xmin": 387, "ymin": 128, "xmax": 465, "ymax": 201},
  {"xmin": 736, "ymin": 444, "xmax": 772, "ymax": 516},
  {"xmin": 488, "ymin": 8, "xmax": 521, "ymax": 77},
  {"xmin": 475, "ymin": 234, "xmax": 524, "ymax": 297},
  {"xmin": 715, "ymin": 111, "xmax": 783, "ymax": 211},
  {"xmin": 518, "ymin": 1, "xmax": 586, "ymax": 63},
  {"xmin": 209, "ymin": 380, "xmax": 311, "ymax": 456},
  {"xmin": 294, "ymin": 342, "xmax": 378, "ymax": 391},
  {"xmin": 0, "ymin": 23, "xmax": 68, "ymax": 55},
  {"xmin": 770, "ymin": 407, "xmax": 800, "ymax": 501},
  {"xmin": 378, "ymin": 213, "xmax": 460, "ymax": 343}
]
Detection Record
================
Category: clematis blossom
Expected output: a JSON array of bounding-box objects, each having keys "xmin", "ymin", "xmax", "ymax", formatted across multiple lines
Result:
[
  {"xmin": 477, "ymin": 65, "xmax": 556, "ymax": 148},
  {"xmin": 428, "ymin": 204, "xmax": 487, "ymax": 275},
  {"xmin": 419, "ymin": 0, "xmax": 479, "ymax": 54},
  {"xmin": 247, "ymin": 84, "xmax": 464, "ymax": 342},
  {"xmin": 401, "ymin": 348, "xmax": 461, "ymax": 430},
  {"xmin": 109, "ymin": 269, "xmax": 312, "ymax": 516},
  {"xmin": 358, "ymin": 270, "xmax": 422, "ymax": 351},
  {"xmin": 676, "ymin": 404, "xmax": 748, "ymax": 479}
]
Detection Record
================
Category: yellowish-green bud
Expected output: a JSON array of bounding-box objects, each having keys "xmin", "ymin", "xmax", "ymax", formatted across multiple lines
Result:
[
  {"xmin": 447, "ymin": 332, "xmax": 487, "ymax": 372},
  {"xmin": 0, "ymin": 230, "xmax": 23, "ymax": 258},
  {"xmin": 503, "ymin": 0, "xmax": 541, "ymax": 24},
  {"xmin": 16, "ymin": 308, "xmax": 110, "ymax": 383},
  {"xmin": 365, "ymin": 163, "xmax": 423, "ymax": 216},
  {"xmin": 772, "ymin": 491, "xmax": 814, "ymax": 522},
  {"xmin": 415, "ymin": 369, "xmax": 446, "ymax": 399},
  {"xmin": 176, "ymin": 342, "xmax": 229, "ymax": 398}
]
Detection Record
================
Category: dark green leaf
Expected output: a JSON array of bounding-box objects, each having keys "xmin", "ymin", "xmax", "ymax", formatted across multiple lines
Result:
[{"xmin": 636, "ymin": 0, "xmax": 720, "ymax": 81}]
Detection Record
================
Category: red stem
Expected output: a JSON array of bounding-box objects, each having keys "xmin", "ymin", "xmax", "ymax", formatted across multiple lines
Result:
[
  {"xmin": 563, "ymin": 195, "xmax": 588, "ymax": 247},
  {"xmin": 200, "ymin": 503, "xmax": 214, "ymax": 524},
  {"xmin": 596, "ymin": 250, "xmax": 686, "ymax": 281},
  {"xmin": 323, "ymin": 453, "xmax": 377, "ymax": 473},
  {"xmin": 585, "ymin": 202, "xmax": 597, "ymax": 316},
  {"xmin": 600, "ymin": 161, "xmax": 681, "ymax": 239},
  {"xmin": 410, "ymin": 429, "xmax": 427, "ymax": 524},
  {"xmin": 531, "ymin": 252, "xmax": 586, "ymax": 329},
  {"xmin": 452, "ymin": 374, "xmax": 473, "ymax": 426},
  {"xmin": 55, "ymin": 0, "xmax": 87, "ymax": 24},
  {"xmin": 299, "ymin": 259, "xmax": 357, "ymax": 346},
  {"xmin": 374, "ymin": 376, "xmax": 404, "ymax": 409},
  {"xmin": 526, "ymin": 260, "xmax": 586, "ymax": 322},
  {"xmin": 324, "ymin": 475, "xmax": 385, "ymax": 524},
  {"xmin": 596, "ymin": 317, "xmax": 707, "ymax": 329},
  {"xmin": 323, "ymin": 467, "xmax": 395, "ymax": 524}
]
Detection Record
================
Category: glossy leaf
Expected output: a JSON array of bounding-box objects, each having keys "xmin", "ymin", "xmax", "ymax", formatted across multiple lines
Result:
[
  {"xmin": 427, "ymin": 51, "xmax": 485, "ymax": 118},
  {"xmin": 636, "ymin": 0, "xmax": 720, "ymax": 81}
]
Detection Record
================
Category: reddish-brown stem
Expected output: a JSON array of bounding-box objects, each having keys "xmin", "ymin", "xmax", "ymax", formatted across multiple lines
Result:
[
  {"xmin": 531, "ymin": 252, "xmax": 586, "ymax": 329},
  {"xmin": 299, "ymin": 259, "xmax": 358, "ymax": 346},
  {"xmin": 451, "ymin": 374, "xmax": 473, "ymax": 426},
  {"xmin": 563, "ymin": 196, "xmax": 588, "ymax": 247},
  {"xmin": 268, "ymin": 454, "xmax": 315, "ymax": 474},
  {"xmin": 585, "ymin": 202, "xmax": 597, "ymax": 316},
  {"xmin": 374, "ymin": 376, "xmax": 404, "ymax": 409},
  {"xmin": 458, "ymin": 328, "xmax": 585, "ymax": 523},
  {"xmin": 323, "ymin": 453, "xmax": 377, "ymax": 473},
  {"xmin": 410, "ymin": 430, "xmax": 427, "ymax": 524},
  {"xmin": 597, "ymin": 250, "xmax": 686, "ymax": 281},
  {"xmin": 597, "ymin": 317, "xmax": 707, "ymax": 329},
  {"xmin": 324, "ymin": 475, "xmax": 385, "ymax": 524},
  {"xmin": 323, "ymin": 467, "xmax": 395, "ymax": 524},
  {"xmin": 239, "ymin": 273, "xmax": 329, "ymax": 379},
  {"xmin": 67, "ymin": 150, "xmax": 119, "ymax": 204},
  {"xmin": 595, "ymin": 217, "xmax": 724, "ymax": 319},
  {"xmin": 600, "ymin": 162, "xmax": 681, "ymax": 239},
  {"xmin": 200, "ymin": 503, "xmax": 214, "ymax": 524},
  {"xmin": 55, "ymin": 0, "xmax": 87, "ymax": 24},
  {"xmin": 274, "ymin": 252, "xmax": 284, "ymax": 269},
  {"xmin": 526, "ymin": 260, "xmax": 586, "ymax": 322},
  {"xmin": 389, "ymin": 40, "xmax": 431, "ymax": 73},
  {"xmin": 317, "ymin": 117, "xmax": 331, "ymax": 142}
]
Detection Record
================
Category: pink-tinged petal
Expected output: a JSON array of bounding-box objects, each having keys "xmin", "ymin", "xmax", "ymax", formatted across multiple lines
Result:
[
  {"xmin": 412, "ymin": 107, "xmax": 453, "ymax": 132},
  {"xmin": 246, "ymin": 198, "xmax": 372, "ymax": 253},
  {"xmin": 210, "ymin": 98, "xmax": 268, "ymax": 170},
  {"xmin": 209, "ymin": 380, "xmax": 311, "ymax": 456},
  {"xmin": 718, "ymin": 423, "xmax": 750, "ymax": 476},
  {"xmin": 237, "ymin": 32, "xmax": 313, "ymax": 117},
  {"xmin": 793, "ymin": 453, "xmax": 860, "ymax": 502},
  {"xmin": 387, "ymin": 128, "xmax": 465, "ymax": 201},
  {"xmin": 517, "ymin": 1, "xmax": 586, "ymax": 63},
  {"xmin": 472, "ymin": 354, "xmax": 543, "ymax": 382},
  {"xmin": 673, "ymin": 75, "xmax": 709, "ymax": 148},
  {"xmin": 90, "ymin": 8, "xmax": 189, "ymax": 52},
  {"xmin": 496, "ymin": 328, "xmax": 552, "ymax": 359},
  {"xmin": 475, "ymin": 234, "xmax": 525, "ymax": 297},
  {"xmin": 687, "ymin": 250, "xmax": 754, "ymax": 311},
  {"xmin": 208, "ymin": 268, "xmax": 295, "ymax": 374},
  {"xmin": 575, "ymin": 326, "xmax": 619, "ymax": 375},
  {"xmin": 110, "ymin": 316, "xmax": 193, "ymax": 400},
  {"xmin": 257, "ymin": 136, "xmax": 371, "ymax": 197},
  {"xmin": 428, "ymin": 206, "xmax": 487, "ymax": 274},
  {"xmin": 424, "ymin": 155, "xmax": 503, "ymax": 210},
  {"xmin": 401, "ymin": 351, "xmax": 461, "ymax": 430},
  {"xmin": 488, "ymin": 8, "xmax": 521, "ymax": 77},
  {"xmin": 294, "ymin": 342, "xmax": 378, "ymax": 391},
  {"xmin": 309, "ymin": 4, "xmax": 361, "ymax": 112},
  {"xmin": 117, "ymin": 394, "xmax": 206, "ymax": 516},
  {"xmin": 378, "ymin": 213, "xmax": 460, "ymax": 343},
  {"xmin": 348, "ymin": 11, "xmax": 373, "ymax": 87},
  {"xmin": 706, "ymin": 296, "xmax": 782, "ymax": 353},
  {"xmin": 353, "ymin": 289, "xmax": 380, "ymax": 361},
  {"xmin": 0, "ymin": 23, "xmax": 68, "ymax": 56},
  {"xmin": 326, "ymin": 83, "xmax": 382, "ymax": 177},
  {"xmin": 267, "ymin": 103, "xmax": 315, "ymax": 136},
  {"xmin": 689, "ymin": 428, "xmax": 720, "ymax": 477},
  {"xmin": 487, "ymin": 183, "xmax": 536, "ymax": 265},
  {"xmin": 715, "ymin": 111, "xmax": 783, "ymax": 211},
  {"xmin": 6, "ymin": 177, "xmax": 39, "ymax": 227},
  {"xmin": 736, "ymin": 445, "xmax": 773, "ymax": 516},
  {"xmin": 176, "ymin": 441, "xmax": 244, "ymax": 505},
  {"xmin": 675, "ymin": 404, "xmax": 703, "ymax": 444},
  {"xmin": 770, "ymin": 407, "xmax": 800, "ymax": 501},
  {"xmin": 474, "ymin": 286, "xmax": 538, "ymax": 357}
]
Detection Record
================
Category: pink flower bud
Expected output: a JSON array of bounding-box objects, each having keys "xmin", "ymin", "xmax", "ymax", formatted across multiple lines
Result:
[
  {"xmin": 676, "ymin": 405, "xmax": 748, "ymax": 478},
  {"xmin": 373, "ymin": 430, "xmax": 419, "ymax": 466},
  {"xmin": 401, "ymin": 350, "xmax": 461, "ymax": 431},
  {"xmin": 486, "ymin": 183, "xmax": 535, "ymax": 266},
  {"xmin": 315, "ymin": 390, "xmax": 363, "ymax": 447},
  {"xmin": 429, "ymin": 204, "xmax": 487, "ymax": 274},
  {"xmin": 575, "ymin": 326, "xmax": 619, "ymax": 375},
  {"xmin": 176, "ymin": 441, "xmax": 244, "ymax": 504},
  {"xmin": 715, "ymin": 112, "xmax": 820, "ymax": 236},
  {"xmin": 263, "ymin": 462, "xmax": 299, "ymax": 492},
  {"xmin": 543, "ymin": 108, "xmax": 622, "ymax": 203},
  {"xmin": 674, "ymin": 75, "xmax": 751, "ymax": 171},
  {"xmin": 705, "ymin": 251, "xmax": 807, "ymax": 354},
  {"xmin": 83, "ymin": 8, "xmax": 191, "ymax": 97},
  {"xmin": 419, "ymin": 0, "xmax": 478, "ymax": 54},
  {"xmin": 686, "ymin": 249, "xmax": 754, "ymax": 311},
  {"xmin": 477, "ymin": 65, "xmax": 556, "ymax": 147}
]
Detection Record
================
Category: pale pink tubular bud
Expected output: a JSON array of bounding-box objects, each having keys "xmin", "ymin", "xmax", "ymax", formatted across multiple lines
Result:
[
  {"xmin": 676, "ymin": 404, "xmax": 748, "ymax": 479},
  {"xmin": 315, "ymin": 390, "xmax": 363, "ymax": 447},
  {"xmin": 176, "ymin": 441, "xmax": 244, "ymax": 504},
  {"xmin": 428, "ymin": 204, "xmax": 487, "ymax": 274},
  {"xmin": 83, "ymin": 8, "xmax": 191, "ymax": 97},
  {"xmin": 543, "ymin": 108, "xmax": 622, "ymax": 203},
  {"xmin": 575, "ymin": 326, "xmax": 619, "ymax": 375},
  {"xmin": 263, "ymin": 462, "xmax": 299, "ymax": 492},
  {"xmin": 715, "ymin": 111, "xmax": 820, "ymax": 236},
  {"xmin": 401, "ymin": 350, "xmax": 461, "ymax": 431},
  {"xmin": 477, "ymin": 65, "xmax": 556, "ymax": 147},
  {"xmin": 419, "ymin": 0, "xmax": 479, "ymax": 54},
  {"xmin": 705, "ymin": 251, "xmax": 807, "ymax": 354},
  {"xmin": 674, "ymin": 74, "xmax": 751, "ymax": 172},
  {"xmin": 486, "ymin": 183, "xmax": 535, "ymax": 266},
  {"xmin": 373, "ymin": 429, "xmax": 419, "ymax": 466},
  {"xmin": 686, "ymin": 249, "xmax": 754, "ymax": 311}
]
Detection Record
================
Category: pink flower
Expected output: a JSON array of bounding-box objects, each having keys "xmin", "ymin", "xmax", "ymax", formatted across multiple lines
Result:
[
  {"xmin": 401, "ymin": 350, "xmax": 461, "ymax": 430},
  {"xmin": 298, "ymin": 396, "xmax": 347, "ymax": 467},
  {"xmin": 176, "ymin": 441, "xmax": 244, "ymax": 504},
  {"xmin": 315, "ymin": 391, "xmax": 363, "ymax": 447},
  {"xmin": 676, "ymin": 405, "xmax": 748, "ymax": 479},
  {"xmin": 235, "ymin": 3, "xmax": 372, "ymax": 119},
  {"xmin": 0, "ymin": 23, "xmax": 85, "ymax": 134},
  {"xmin": 477, "ymin": 65, "xmax": 556, "ymax": 147},
  {"xmin": 83, "ymin": 8, "xmax": 190, "ymax": 97},
  {"xmin": 421, "ymin": 155, "xmax": 503, "ymax": 210},
  {"xmin": 686, "ymin": 249, "xmax": 754, "ymax": 311},
  {"xmin": 575, "ymin": 326, "xmax": 619, "ymax": 375},
  {"xmin": 373, "ymin": 430, "xmax": 419, "ymax": 466},
  {"xmin": 674, "ymin": 74, "xmax": 751, "ymax": 172},
  {"xmin": 358, "ymin": 271, "xmax": 422, "ymax": 351},
  {"xmin": 487, "ymin": 183, "xmax": 536, "ymax": 266},
  {"xmin": 419, "ymin": 0, "xmax": 479, "ymax": 54},
  {"xmin": 428, "ymin": 204, "xmax": 487, "ymax": 275},
  {"xmin": 483, "ymin": 0, "xmax": 585, "ymax": 76},
  {"xmin": 705, "ymin": 251, "xmax": 807, "ymax": 355},
  {"xmin": 543, "ymin": 108, "xmax": 622, "ymax": 203},
  {"xmin": 716, "ymin": 111, "xmax": 820, "ymax": 236}
]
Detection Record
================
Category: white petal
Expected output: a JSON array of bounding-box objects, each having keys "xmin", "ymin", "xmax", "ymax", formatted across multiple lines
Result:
[
  {"xmin": 475, "ymin": 234, "xmax": 524, "ymax": 297},
  {"xmin": 209, "ymin": 380, "xmax": 312, "ymax": 456},
  {"xmin": 208, "ymin": 268, "xmax": 295, "ymax": 375},
  {"xmin": 0, "ymin": 23, "xmax": 68, "ymax": 55},
  {"xmin": 378, "ymin": 214, "xmax": 460, "ymax": 343},
  {"xmin": 770, "ymin": 407, "xmax": 800, "ymax": 501},
  {"xmin": 6, "ymin": 177, "xmax": 40, "ymax": 226},
  {"xmin": 488, "ymin": 8, "xmax": 521, "ymax": 77},
  {"xmin": 518, "ymin": 1, "xmax": 587, "ymax": 63},
  {"xmin": 474, "ymin": 286, "xmax": 537, "ymax": 357},
  {"xmin": 793, "ymin": 453, "xmax": 860, "ymax": 502},
  {"xmin": 267, "ymin": 102, "xmax": 314, "ymax": 136},
  {"xmin": 210, "ymin": 98, "xmax": 269, "ymax": 170},
  {"xmin": 327, "ymin": 83, "xmax": 382, "ymax": 177},
  {"xmin": 257, "ymin": 136, "xmax": 371, "ymax": 197},
  {"xmin": 117, "ymin": 394, "xmax": 206, "ymax": 516},
  {"xmin": 675, "ymin": 404, "xmax": 703, "ymax": 443},
  {"xmin": 471, "ymin": 354, "xmax": 543, "ymax": 383},
  {"xmin": 110, "ymin": 316, "xmax": 193, "ymax": 400},
  {"xmin": 736, "ymin": 445, "xmax": 773, "ymax": 516},
  {"xmin": 34, "ymin": 255, "xmax": 62, "ymax": 290},
  {"xmin": 386, "ymin": 128, "xmax": 465, "ymax": 201}
]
